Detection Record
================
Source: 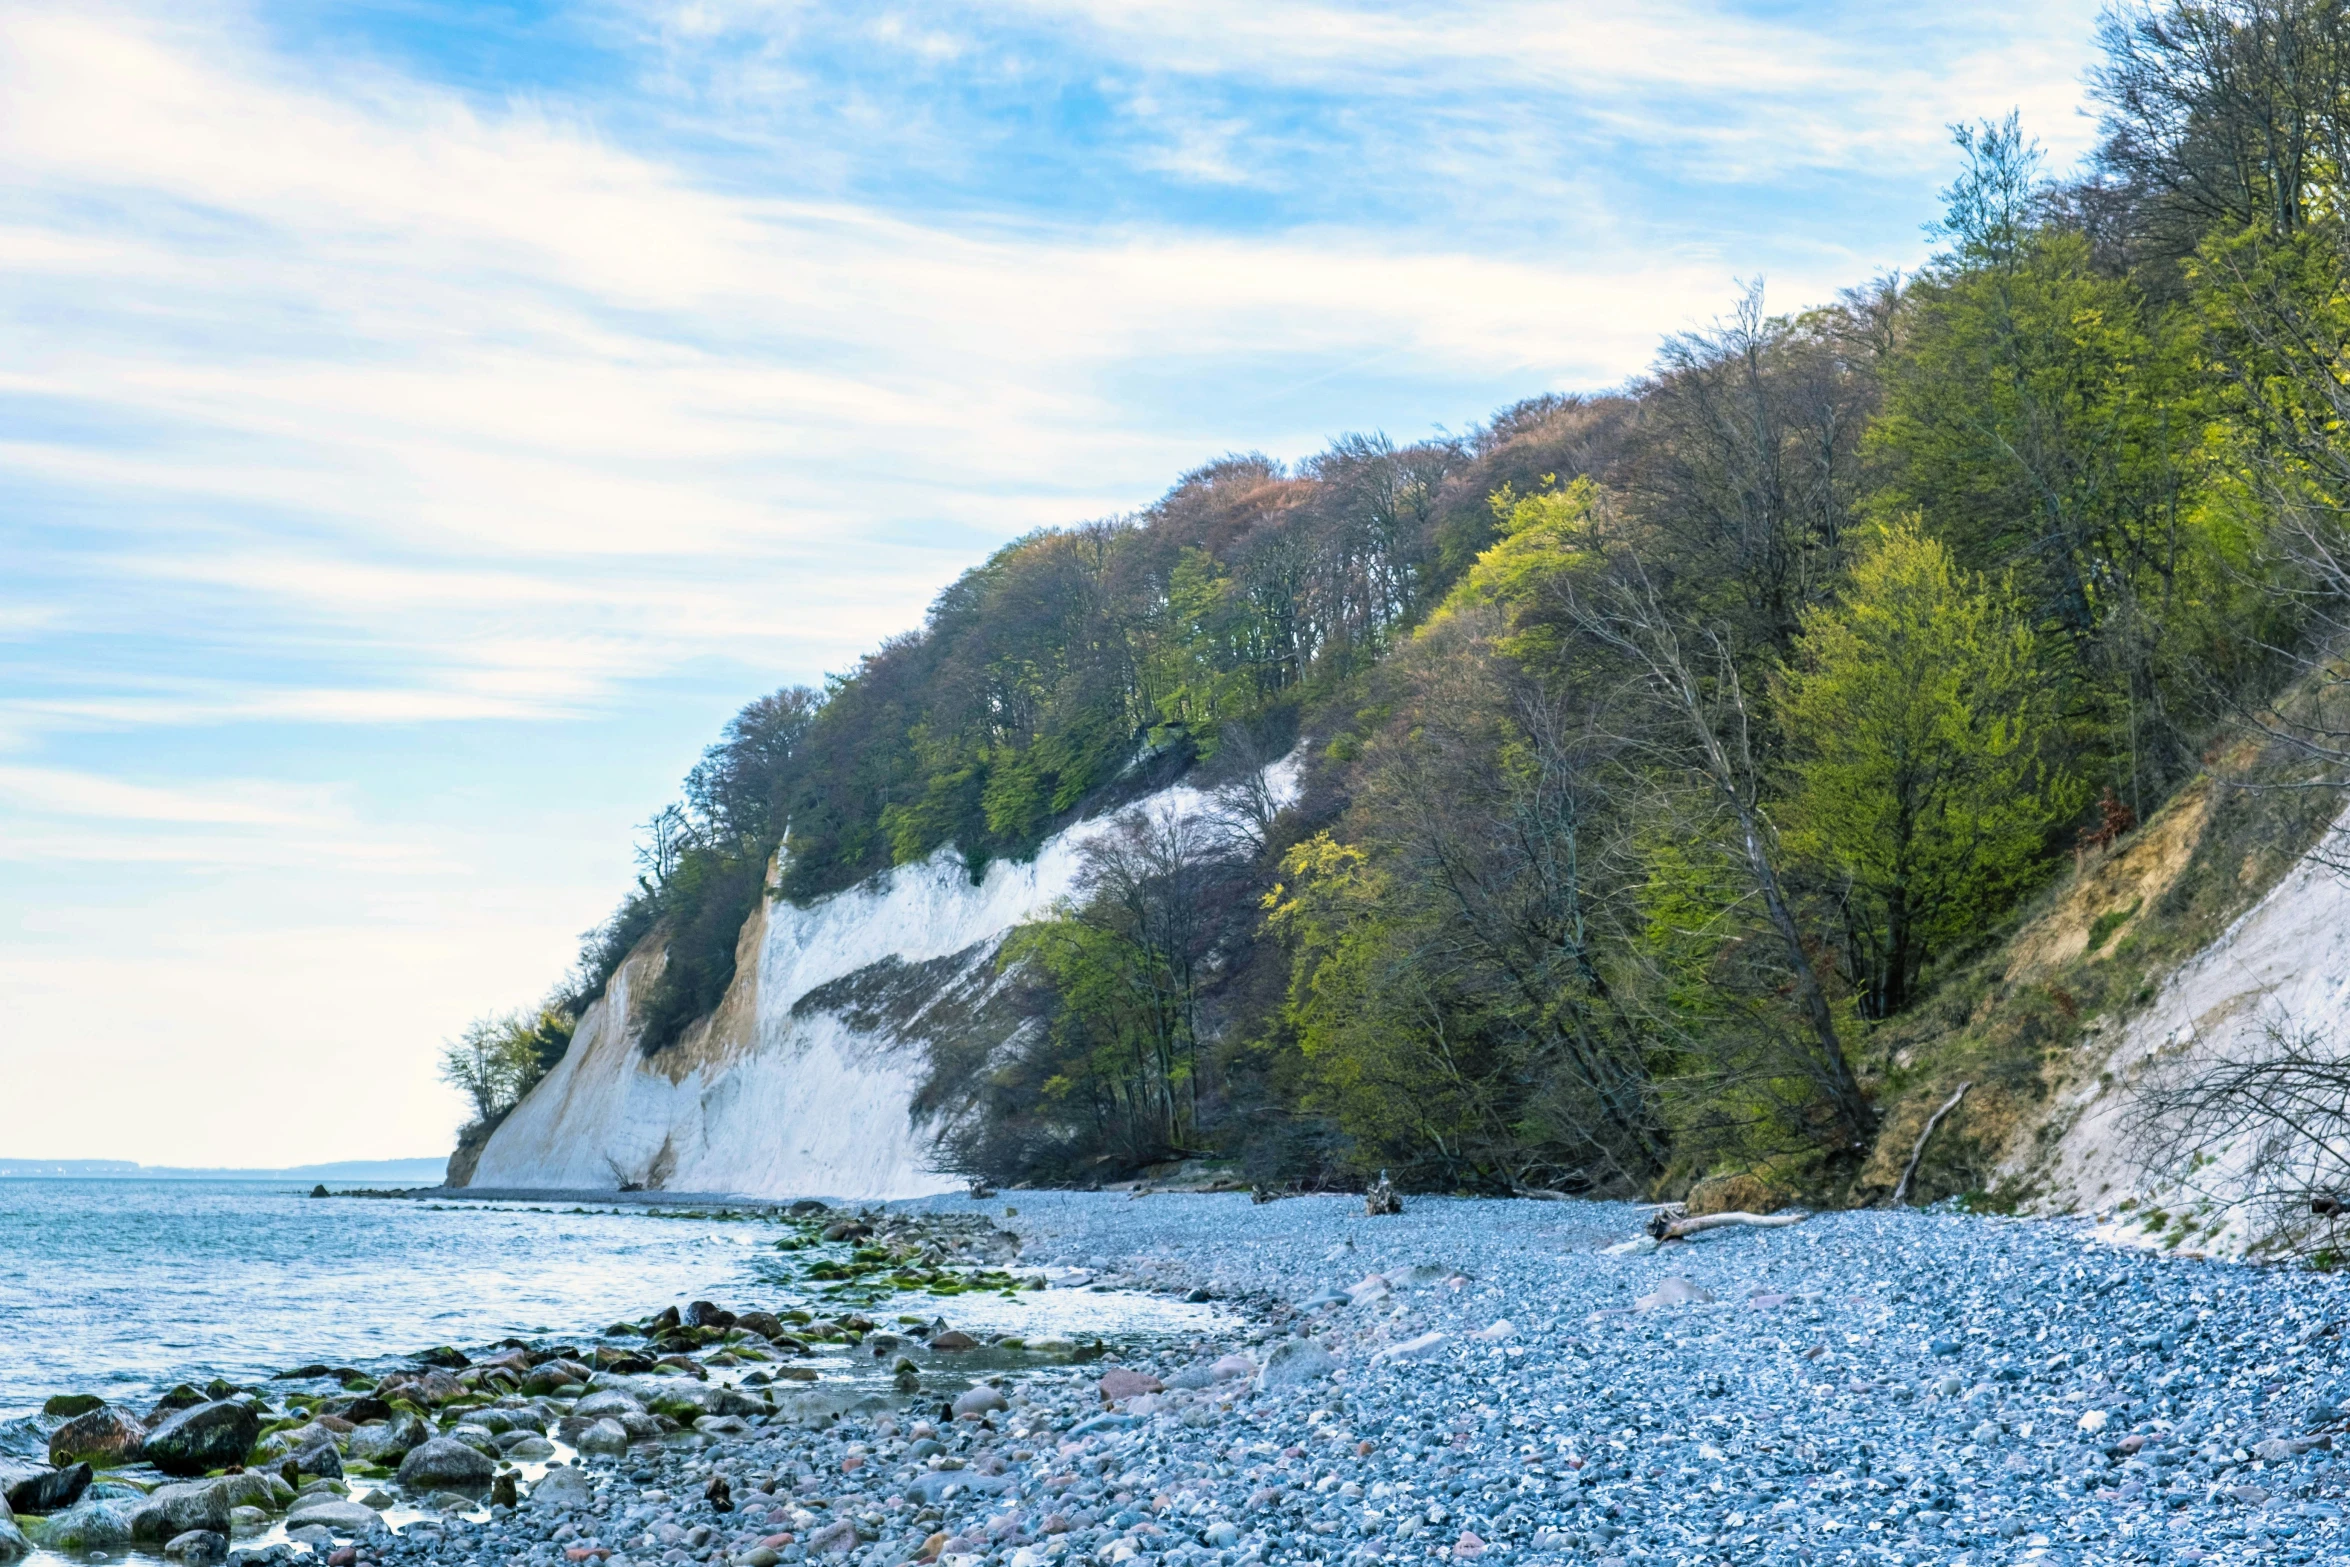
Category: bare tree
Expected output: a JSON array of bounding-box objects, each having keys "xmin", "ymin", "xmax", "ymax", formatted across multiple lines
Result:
[
  {"xmin": 2094, "ymin": 0, "xmax": 2350, "ymax": 254},
  {"xmin": 2127, "ymin": 1011, "xmax": 2350, "ymax": 1255}
]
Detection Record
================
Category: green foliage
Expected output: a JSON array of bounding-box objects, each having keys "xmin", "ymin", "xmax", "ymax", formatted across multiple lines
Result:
[
  {"xmin": 1776, "ymin": 522, "xmax": 2086, "ymax": 1013},
  {"xmin": 518, "ymin": 34, "xmax": 2350, "ymax": 1202},
  {"xmin": 635, "ymin": 847, "xmax": 768, "ymax": 1056},
  {"xmin": 438, "ymin": 1005, "xmax": 574, "ymax": 1125},
  {"xmin": 2086, "ymin": 899, "xmax": 2143, "ymax": 953}
]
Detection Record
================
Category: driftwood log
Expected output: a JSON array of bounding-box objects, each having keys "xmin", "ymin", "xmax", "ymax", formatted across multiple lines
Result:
[
  {"xmin": 1890, "ymin": 1081, "xmax": 1972, "ymax": 1207},
  {"xmin": 1647, "ymin": 1209, "xmax": 1807, "ymax": 1241}
]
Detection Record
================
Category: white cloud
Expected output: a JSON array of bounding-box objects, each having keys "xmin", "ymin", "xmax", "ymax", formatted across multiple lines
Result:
[
  {"xmin": 0, "ymin": 0, "xmax": 1778, "ymax": 748},
  {"xmin": 0, "ymin": 764, "xmax": 453, "ymax": 870},
  {"xmin": 639, "ymin": 0, "xmax": 2110, "ymax": 188},
  {"xmin": 0, "ymin": 0, "xmax": 2111, "ymax": 1164}
]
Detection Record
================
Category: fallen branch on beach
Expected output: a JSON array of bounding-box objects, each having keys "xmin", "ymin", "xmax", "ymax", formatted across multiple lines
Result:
[
  {"xmin": 1890, "ymin": 1081, "xmax": 1972, "ymax": 1208},
  {"xmin": 1647, "ymin": 1209, "xmax": 1807, "ymax": 1241}
]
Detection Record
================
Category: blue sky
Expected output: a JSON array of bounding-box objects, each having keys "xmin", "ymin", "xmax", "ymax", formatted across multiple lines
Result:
[{"xmin": 0, "ymin": 0, "xmax": 2110, "ymax": 1165}]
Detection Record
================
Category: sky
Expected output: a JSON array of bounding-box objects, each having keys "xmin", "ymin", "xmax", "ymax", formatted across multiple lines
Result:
[{"xmin": 0, "ymin": 0, "xmax": 2113, "ymax": 1167}]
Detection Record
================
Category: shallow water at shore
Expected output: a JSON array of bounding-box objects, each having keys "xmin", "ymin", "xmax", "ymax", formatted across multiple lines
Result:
[
  {"xmin": 1, "ymin": 1181, "xmax": 1230, "ymax": 1424},
  {"xmin": 0, "ymin": 1180, "xmax": 785, "ymax": 1419}
]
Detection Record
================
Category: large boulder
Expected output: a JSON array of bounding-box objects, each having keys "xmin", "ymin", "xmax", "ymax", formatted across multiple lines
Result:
[
  {"xmin": 526, "ymin": 1466, "xmax": 594, "ymax": 1511},
  {"xmin": 25, "ymin": 1499, "xmax": 134, "ymax": 1554},
  {"xmin": 281, "ymin": 1499, "xmax": 384, "ymax": 1535},
  {"xmin": 0, "ymin": 1514, "xmax": 27, "ymax": 1563},
  {"xmin": 143, "ymin": 1402, "xmax": 262, "ymax": 1478},
  {"xmin": 394, "ymin": 1438, "xmax": 494, "ymax": 1491},
  {"xmin": 213, "ymin": 1474, "xmax": 293, "ymax": 1513},
  {"xmin": 4, "ymin": 1462, "xmax": 91, "ymax": 1515},
  {"xmin": 571, "ymin": 1391, "xmax": 643, "ymax": 1420},
  {"xmin": 129, "ymin": 1480, "xmax": 233, "ymax": 1542},
  {"xmin": 164, "ymin": 1528, "xmax": 230, "ymax": 1564},
  {"xmin": 573, "ymin": 1419, "xmax": 629, "ymax": 1457},
  {"xmin": 345, "ymin": 1415, "xmax": 429, "ymax": 1466},
  {"xmin": 47, "ymin": 1407, "xmax": 146, "ymax": 1468}
]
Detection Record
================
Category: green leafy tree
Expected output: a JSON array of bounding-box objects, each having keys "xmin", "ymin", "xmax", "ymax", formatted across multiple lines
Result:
[
  {"xmin": 1776, "ymin": 522, "xmax": 2085, "ymax": 1015},
  {"xmin": 1002, "ymin": 808, "xmax": 1241, "ymax": 1162},
  {"xmin": 438, "ymin": 1006, "xmax": 573, "ymax": 1125}
]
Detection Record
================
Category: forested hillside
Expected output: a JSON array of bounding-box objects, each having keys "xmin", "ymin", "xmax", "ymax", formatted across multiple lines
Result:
[{"xmin": 453, "ymin": 1, "xmax": 2350, "ymax": 1206}]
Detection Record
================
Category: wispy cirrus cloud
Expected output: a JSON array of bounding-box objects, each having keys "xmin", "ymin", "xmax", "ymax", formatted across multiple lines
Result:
[{"xmin": 0, "ymin": 0, "xmax": 2112, "ymax": 1163}]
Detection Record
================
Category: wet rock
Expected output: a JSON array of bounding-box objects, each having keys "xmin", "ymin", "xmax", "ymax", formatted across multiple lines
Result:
[
  {"xmin": 0, "ymin": 1509, "xmax": 26, "ymax": 1565},
  {"xmin": 575, "ymin": 1419, "xmax": 631, "ymax": 1456},
  {"xmin": 165, "ymin": 1528, "xmax": 230, "ymax": 1564},
  {"xmin": 40, "ymin": 1395, "xmax": 103, "ymax": 1420},
  {"xmin": 291, "ymin": 1438, "xmax": 342, "ymax": 1482},
  {"xmin": 394, "ymin": 1438, "xmax": 495, "ymax": 1491},
  {"xmin": 129, "ymin": 1481, "xmax": 232, "ymax": 1542},
  {"xmin": 573, "ymin": 1391, "xmax": 644, "ymax": 1420},
  {"xmin": 143, "ymin": 1400, "xmax": 263, "ymax": 1478},
  {"xmin": 379, "ymin": 1368, "xmax": 465, "ymax": 1406},
  {"xmin": 27, "ymin": 1499, "xmax": 134, "ymax": 1554},
  {"xmin": 146, "ymin": 1385, "xmax": 209, "ymax": 1422},
  {"xmin": 282, "ymin": 1500, "xmax": 383, "ymax": 1535},
  {"xmin": 47, "ymin": 1406, "xmax": 146, "ymax": 1468},
  {"xmin": 528, "ymin": 1467, "xmax": 594, "ymax": 1511},
  {"xmin": 4, "ymin": 1462, "xmax": 91, "ymax": 1515},
  {"xmin": 345, "ymin": 1416, "xmax": 429, "ymax": 1465},
  {"xmin": 211, "ymin": 1475, "xmax": 290, "ymax": 1514},
  {"xmin": 443, "ymin": 1426, "xmax": 498, "ymax": 1456},
  {"xmin": 928, "ymin": 1331, "xmax": 979, "ymax": 1351}
]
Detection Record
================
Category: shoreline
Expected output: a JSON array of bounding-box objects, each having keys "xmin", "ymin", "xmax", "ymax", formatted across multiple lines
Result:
[{"xmin": 7, "ymin": 1193, "xmax": 2350, "ymax": 1566}]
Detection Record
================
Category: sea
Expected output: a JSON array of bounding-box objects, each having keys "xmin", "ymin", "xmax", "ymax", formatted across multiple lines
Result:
[
  {"xmin": 0, "ymin": 1179, "xmax": 790, "ymax": 1422},
  {"xmin": 0, "ymin": 1179, "xmax": 1222, "ymax": 1423}
]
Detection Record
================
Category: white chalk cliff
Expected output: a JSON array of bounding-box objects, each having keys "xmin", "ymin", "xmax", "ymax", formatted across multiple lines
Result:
[
  {"xmin": 2004, "ymin": 798, "xmax": 2350, "ymax": 1255},
  {"xmin": 466, "ymin": 757, "xmax": 1300, "ymax": 1199}
]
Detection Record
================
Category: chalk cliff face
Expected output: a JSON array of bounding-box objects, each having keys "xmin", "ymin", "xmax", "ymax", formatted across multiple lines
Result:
[
  {"xmin": 2008, "ymin": 804, "xmax": 2350, "ymax": 1255},
  {"xmin": 464, "ymin": 759, "xmax": 1298, "ymax": 1199}
]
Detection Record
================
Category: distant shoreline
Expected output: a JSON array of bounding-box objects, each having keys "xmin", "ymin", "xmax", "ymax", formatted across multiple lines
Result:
[{"xmin": 0, "ymin": 1158, "xmax": 451, "ymax": 1182}]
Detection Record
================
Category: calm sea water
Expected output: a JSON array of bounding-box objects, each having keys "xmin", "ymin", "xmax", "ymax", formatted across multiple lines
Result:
[
  {"xmin": 0, "ymin": 1181, "xmax": 1226, "ymax": 1428},
  {"xmin": 0, "ymin": 1180, "xmax": 779, "ymax": 1422}
]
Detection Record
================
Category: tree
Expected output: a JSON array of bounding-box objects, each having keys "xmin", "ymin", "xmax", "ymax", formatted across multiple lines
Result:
[
  {"xmin": 1873, "ymin": 115, "xmax": 2206, "ymax": 803},
  {"xmin": 2093, "ymin": 0, "xmax": 2350, "ymax": 259},
  {"xmin": 1003, "ymin": 805, "xmax": 1249, "ymax": 1163},
  {"xmin": 1563, "ymin": 556, "xmax": 1879, "ymax": 1157},
  {"xmin": 1776, "ymin": 523, "xmax": 2085, "ymax": 1016},
  {"xmin": 1265, "ymin": 595, "xmax": 1667, "ymax": 1193},
  {"xmin": 684, "ymin": 685, "xmax": 820, "ymax": 847},
  {"xmin": 438, "ymin": 1006, "xmax": 572, "ymax": 1125}
]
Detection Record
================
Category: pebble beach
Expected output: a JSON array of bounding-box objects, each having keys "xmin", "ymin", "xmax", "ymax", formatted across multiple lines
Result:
[{"xmin": 8, "ymin": 1191, "xmax": 2350, "ymax": 1567}]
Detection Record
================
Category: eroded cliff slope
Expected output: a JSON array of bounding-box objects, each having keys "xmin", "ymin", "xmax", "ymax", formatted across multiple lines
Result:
[{"xmin": 461, "ymin": 759, "xmax": 1297, "ymax": 1198}]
